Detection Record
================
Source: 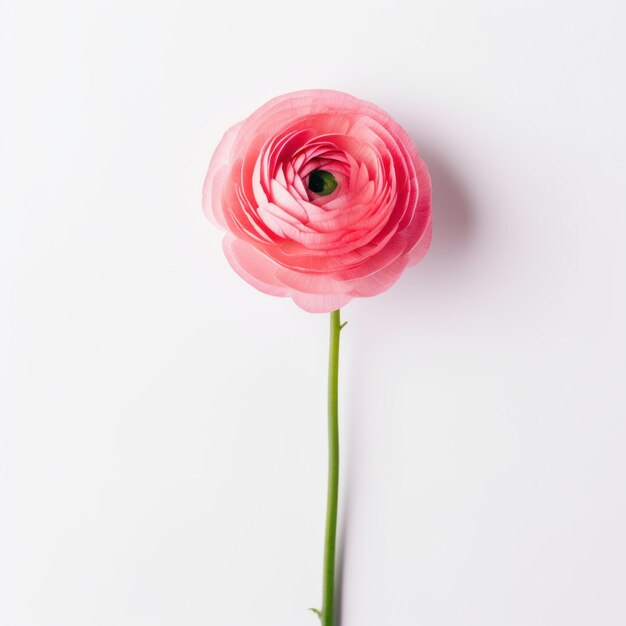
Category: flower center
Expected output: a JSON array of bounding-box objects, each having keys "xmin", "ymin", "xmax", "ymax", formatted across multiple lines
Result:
[{"xmin": 307, "ymin": 169, "xmax": 338, "ymax": 196}]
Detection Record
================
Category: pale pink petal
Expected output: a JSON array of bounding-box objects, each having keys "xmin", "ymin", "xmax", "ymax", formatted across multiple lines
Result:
[{"xmin": 291, "ymin": 292, "xmax": 353, "ymax": 314}]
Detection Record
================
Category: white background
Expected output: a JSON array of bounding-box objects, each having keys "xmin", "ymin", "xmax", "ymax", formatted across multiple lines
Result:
[{"xmin": 2, "ymin": 1, "xmax": 626, "ymax": 625}]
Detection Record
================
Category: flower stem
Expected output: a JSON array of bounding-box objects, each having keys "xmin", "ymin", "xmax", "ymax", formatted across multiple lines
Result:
[{"xmin": 321, "ymin": 309, "xmax": 343, "ymax": 626}]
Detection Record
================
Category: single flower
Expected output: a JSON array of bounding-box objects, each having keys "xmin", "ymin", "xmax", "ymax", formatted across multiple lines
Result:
[{"xmin": 203, "ymin": 89, "xmax": 432, "ymax": 312}]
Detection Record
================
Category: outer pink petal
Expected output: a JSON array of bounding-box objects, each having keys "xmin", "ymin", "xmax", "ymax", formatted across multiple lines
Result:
[
  {"xmin": 226, "ymin": 237, "xmax": 348, "ymax": 295},
  {"xmin": 224, "ymin": 235, "xmax": 353, "ymax": 313},
  {"xmin": 291, "ymin": 292, "xmax": 353, "ymax": 314},
  {"xmin": 202, "ymin": 122, "xmax": 243, "ymax": 228},
  {"xmin": 346, "ymin": 255, "xmax": 409, "ymax": 297},
  {"xmin": 222, "ymin": 235, "xmax": 290, "ymax": 298},
  {"xmin": 407, "ymin": 219, "xmax": 432, "ymax": 266}
]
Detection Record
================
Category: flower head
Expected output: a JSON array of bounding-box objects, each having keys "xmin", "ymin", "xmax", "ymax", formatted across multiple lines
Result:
[{"xmin": 203, "ymin": 89, "xmax": 431, "ymax": 313}]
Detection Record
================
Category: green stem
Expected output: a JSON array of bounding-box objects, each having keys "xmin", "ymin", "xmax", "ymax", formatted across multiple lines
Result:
[{"xmin": 321, "ymin": 309, "xmax": 343, "ymax": 626}]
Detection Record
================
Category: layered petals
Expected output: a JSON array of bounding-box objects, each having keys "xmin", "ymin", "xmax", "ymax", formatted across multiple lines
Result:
[{"xmin": 203, "ymin": 89, "xmax": 432, "ymax": 313}]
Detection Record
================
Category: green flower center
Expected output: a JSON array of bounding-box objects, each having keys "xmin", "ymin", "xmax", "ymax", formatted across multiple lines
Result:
[{"xmin": 307, "ymin": 169, "xmax": 338, "ymax": 196}]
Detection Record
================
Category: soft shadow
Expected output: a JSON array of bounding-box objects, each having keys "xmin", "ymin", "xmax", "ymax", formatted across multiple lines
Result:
[
  {"xmin": 335, "ymin": 341, "xmax": 367, "ymax": 626},
  {"xmin": 334, "ymin": 400, "xmax": 356, "ymax": 626},
  {"xmin": 334, "ymin": 148, "xmax": 477, "ymax": 625},
  {"xmin": 421, "ymin": 146, "xmax": 475, "ymax": 269},
  {"xmin": 373, "ymin": 141, "xmax": 480, "ymax": 318},
  {"xmin": 335, "ymin": 496, "xmax": 348, "ymax": 625}
]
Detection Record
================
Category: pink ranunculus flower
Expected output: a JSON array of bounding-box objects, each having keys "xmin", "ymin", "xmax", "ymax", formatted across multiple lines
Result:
[{"xmin": 203, "ymin": 89, "xmax": 432, "ymax": 313}]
